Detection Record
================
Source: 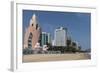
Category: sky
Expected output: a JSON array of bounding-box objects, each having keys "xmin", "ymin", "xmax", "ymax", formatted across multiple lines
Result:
[{"xmin": 23, "ymin": 10, "xmax": 91, "ymax": 50}]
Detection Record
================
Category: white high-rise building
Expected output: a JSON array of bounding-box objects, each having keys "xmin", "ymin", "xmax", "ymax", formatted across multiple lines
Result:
[{"xmin": 54, "ymin": 27, "xmax": 67, "ymax": 46}]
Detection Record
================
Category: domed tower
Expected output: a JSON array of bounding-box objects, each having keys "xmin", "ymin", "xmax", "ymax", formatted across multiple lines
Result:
[{"xmin": 24, "ymin": 14, "xmax": 41, "ymax": 50}]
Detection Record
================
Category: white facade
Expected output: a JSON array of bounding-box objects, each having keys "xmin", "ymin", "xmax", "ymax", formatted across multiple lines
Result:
[
  {"xmin": 54, "ymin": 27, "xmax": 67, "ymax": 46},
  {"xmin": 40, "ymin": 32, "xmax": 51, "ymax": 46}
]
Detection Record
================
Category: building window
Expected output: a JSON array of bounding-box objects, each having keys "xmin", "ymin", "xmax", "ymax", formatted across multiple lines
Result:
[
  {"xmin": 28, "ymin": 44, "xmax": 32, "ymax": 48},
  {"xmin": 28, "ymin": 32, "xmax": 33, "ymax": 48},
  {"xmin": 36, "ymin": 24, "xmax": 38, "ymax": 29},
  {"xmin": 32, "ymin": 24, "xmax": 33, "ymax": 26}
]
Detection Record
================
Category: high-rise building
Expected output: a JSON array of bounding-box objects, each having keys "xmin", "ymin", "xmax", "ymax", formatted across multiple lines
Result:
[
  {"xmin": 47, "ymin": 33, "xmax": 51, "ymax": 44},
  {"xmin": 72, "ymin": 41, "xmax": 79, "ymax": 49},
  {"xmin": 40, "ymin": 32, "xmax": 51, "ymax": 46},
  {"xmin": 67, "ymin": 36, "xmax": 72, "ymax": 47},
  {"xmin": 54, "ymin": 27, "xmax": 67, "ymax": 46},
  {"xmin": 23, "ymin": 14, "xmax": 41, "ymax": 49}
]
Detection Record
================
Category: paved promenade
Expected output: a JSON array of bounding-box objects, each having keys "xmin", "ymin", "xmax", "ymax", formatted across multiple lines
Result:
[{"xmin": 23, "ymin": 53, "xmax": 90, "ymax": 62}]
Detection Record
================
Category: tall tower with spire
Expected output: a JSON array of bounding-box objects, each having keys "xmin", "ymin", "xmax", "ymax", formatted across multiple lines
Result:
[{"xmin": 24, "ymin": 14, "xmax": 41, "ymax": 49}]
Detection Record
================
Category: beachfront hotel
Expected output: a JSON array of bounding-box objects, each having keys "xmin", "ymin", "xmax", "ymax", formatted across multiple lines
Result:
[
  {"xmin": 40, "ymin": 32, "xmax": 51, "ymax": 46},
  {"xmin": 23, "ymin": 14, "xmax": 41, "ymax": 49},
  {"xmin": 54, "ymin": 27, "xmax": 67, "ymax": 46}
]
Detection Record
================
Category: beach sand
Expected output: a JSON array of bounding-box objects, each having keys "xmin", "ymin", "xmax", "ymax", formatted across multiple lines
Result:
[{"xmin": 23, "ymin": 53, "xmax": 91, "ymax": 62}]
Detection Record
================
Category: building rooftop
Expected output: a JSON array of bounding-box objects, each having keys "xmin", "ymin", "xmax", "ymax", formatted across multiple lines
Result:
[{"xmin": 55, "ymin": 27, "xmax": 67, "ymax": 31}]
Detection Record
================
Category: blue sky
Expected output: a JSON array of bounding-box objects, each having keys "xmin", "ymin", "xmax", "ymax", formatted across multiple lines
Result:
[{"xmin": 23, "ymin": 10, "xmax": 91, "ymax": 50}]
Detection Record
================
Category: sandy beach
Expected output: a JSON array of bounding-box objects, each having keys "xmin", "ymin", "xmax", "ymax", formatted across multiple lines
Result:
[{"xmin": 23, "ymin": 53, "xmax": 90, "ymax": 62}]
